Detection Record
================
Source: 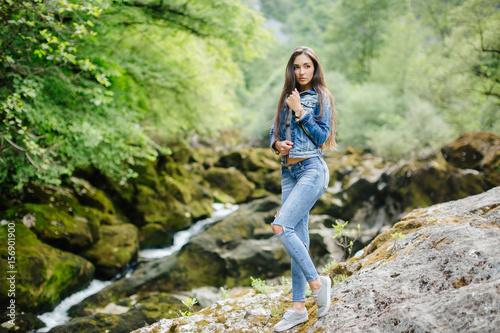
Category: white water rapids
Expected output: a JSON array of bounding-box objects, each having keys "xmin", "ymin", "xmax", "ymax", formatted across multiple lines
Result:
[{"xmin": 36, "ymin": 203, "xmax": 238, "ymax": 332}]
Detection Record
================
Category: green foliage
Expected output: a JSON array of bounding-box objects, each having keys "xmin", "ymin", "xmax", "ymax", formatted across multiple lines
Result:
[
  {"xmin": 332, "ymin": 274, "xmax": 348, "ymax": 285},
  {"xmin": 332, "ymin": 220, "xmax": 360, "ymax": 258},
  {"xmin": 243, "ymin": 0, "xmax": 498, "ymax": 156},
  {"xmin": 391, "ymin": 232, "xmax": 406, "ymax": 239},
  {"xmin": 0, "ymin": 0, "xmax": 268, "ymax": 189},
  {"xmin": 250, "ymin": 276, "xmax": 273, "ymax": 294},
  {"xmin": 179, "ymin": 297, "xmax": 198, "ymax": 317},
  {"xmin": 321, "ymin": 260, "xmax": 338, "ymax": 273}
]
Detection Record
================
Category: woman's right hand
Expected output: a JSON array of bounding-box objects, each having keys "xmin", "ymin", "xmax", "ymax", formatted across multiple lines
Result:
[{"xmin": 276, "ymin": 140, "xmax": 294, "ymax": 155}]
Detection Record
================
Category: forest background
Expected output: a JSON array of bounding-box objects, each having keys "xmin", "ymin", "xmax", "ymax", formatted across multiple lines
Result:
[{"xmin": 1, "ymin": 0, "xmax": 498, "ymax": 192}]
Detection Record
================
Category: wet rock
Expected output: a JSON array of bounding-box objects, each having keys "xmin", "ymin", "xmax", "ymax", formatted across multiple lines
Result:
[
  {"xmin": 138, "ymin": 222, "xmax": 174, "ymax": 249},
  {"xmin": 205, "ymin": 167, "xmax": 255, "ymax": 203},
  {"xmin": 4, "ymin": 204, "xmax": 95, "ymax": 252},
  {"xmin": 79, "ymin": 224, "xmax": 139, "ymax": 279},
  {"xmin": 49, "ymin": 293, "xmax": 184, "ymax": 333},
  {"xmin": 0, "ymin": 222, "xmax": 94, "ymax": 315},
  {"xmin": 132, "ymin": 187, "xmax": 500, "ymax": 333}
]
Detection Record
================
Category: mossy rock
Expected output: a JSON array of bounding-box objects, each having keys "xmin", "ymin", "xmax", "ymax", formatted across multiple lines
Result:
[
  {"xmin": 0, "ymin": 222, "xmax": 94, "ymax": 314},
  {"xmin": 49, "ymin": 293, "xmax": 184, "ymax": 333},
  {"xmin": 23, "ymin": 182, "xmax": 79, "ymax": 208},
  {"xmin": 205, "ymin": 167, "xmax": 255, "ymax": 203},
  {"xmin": 222, "ymin": 239, "xmax": 290, "ymax": 287},
  {"xmin": 69, "ymin": 177, "xmax": 116, "ymax": 214},
  {"xmin": 4, "ymin": 203, "xmax": 95, "ymax": 252},
  {"xmin": 216, "ymin": 148, "xmax": 281, "ymax": 172},
  {"xmin": 441, "ymin": 131, "xmax": 500, "ymax": 170},
  {"xmin": 168, "ymin": 239, "xmax": 228, "ymax": 290},
  {"xmin": 388, "ymin": 154, "xmax": 485, "ymax": 212},
  {"xmin": 79, "ymin": 224, "xmax": 139, "ymax": 279},
  {"xmin": 139, "ymin": 223, "xmax": 174, "ymax": 249}
]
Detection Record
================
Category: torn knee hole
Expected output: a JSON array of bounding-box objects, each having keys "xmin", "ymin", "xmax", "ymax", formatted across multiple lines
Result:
[{"xmin": 272, "ymin": 224, "xmax": 284, "ymax": 235}]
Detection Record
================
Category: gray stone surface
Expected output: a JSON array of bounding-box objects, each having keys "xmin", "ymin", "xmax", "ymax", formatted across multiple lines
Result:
[{"xmin": 132, "ymin": 187, "xmax": 500, "ymax": 333}]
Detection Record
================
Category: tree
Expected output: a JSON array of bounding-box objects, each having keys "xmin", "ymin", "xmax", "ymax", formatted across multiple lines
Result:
[{"xmin": 0, "ymin": 0, "xmax": 268, "ymax": 189}]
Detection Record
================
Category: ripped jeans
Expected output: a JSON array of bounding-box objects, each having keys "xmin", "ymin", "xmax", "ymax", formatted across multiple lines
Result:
[{"xmin": 272, "ymin": 156, "xmax": 329, "ymax": 302}]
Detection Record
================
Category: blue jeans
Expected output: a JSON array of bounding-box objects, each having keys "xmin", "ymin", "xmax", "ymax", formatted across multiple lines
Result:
[{"xmin": 272, "ymin": 156, "xmax": 329, "ymax": 302}]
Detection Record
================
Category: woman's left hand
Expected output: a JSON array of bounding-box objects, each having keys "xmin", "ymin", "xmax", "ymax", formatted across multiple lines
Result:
[{"xmin": 286, "ymin": 88, "xmax": 302, "ymax": 112}]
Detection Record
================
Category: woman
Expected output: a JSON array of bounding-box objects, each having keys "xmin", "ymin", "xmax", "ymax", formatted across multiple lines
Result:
[{"xmin": 270, "ymin": 46, "xmax": 337, "ymax": 332}]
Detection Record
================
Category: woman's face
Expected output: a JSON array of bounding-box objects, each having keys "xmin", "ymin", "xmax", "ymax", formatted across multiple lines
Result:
[{"xmin": 293, "ymin": 54, "xmax": 314, "ymax": 91}]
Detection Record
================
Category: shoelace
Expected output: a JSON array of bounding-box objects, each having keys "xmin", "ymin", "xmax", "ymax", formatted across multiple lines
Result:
[{"xmin": 282, "ymin": 309, "xmax": 296, "ymax": 320}]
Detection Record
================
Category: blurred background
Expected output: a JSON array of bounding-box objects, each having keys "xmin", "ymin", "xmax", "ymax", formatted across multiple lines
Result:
[
  {"xmin": 0, "ymin": 0, "xmax": 499, "ymax": 332},
  {"xmin": 1, "ymin": 0, "xmax": 498, "ymax": 188}
]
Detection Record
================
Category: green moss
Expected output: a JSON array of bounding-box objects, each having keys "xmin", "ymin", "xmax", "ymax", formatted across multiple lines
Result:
[
  {"xmin": 80, "ymin": 224, "xmax": 139, "ymax": 279},
  {"xmin": 139, "ymin": 223, "xmax": 174, "ymax": 249},
  {"xmin": 7, "ymin": 203, "xmax": 94, "ymax": 251},
  {"xmin": 0, "ymin": 222, "xmax": 94, "ymax": 314}
]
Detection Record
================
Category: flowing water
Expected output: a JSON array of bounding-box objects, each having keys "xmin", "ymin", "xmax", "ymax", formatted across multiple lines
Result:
[{"xmin": 36, "ymin": 203, "xmax": 238, "ymax": 332}]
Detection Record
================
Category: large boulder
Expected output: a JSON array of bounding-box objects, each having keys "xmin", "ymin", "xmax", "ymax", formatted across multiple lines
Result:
[
  {"xmin": 386, "ymin": 151, "xmax": 486, "ymax": 214},
  {"xmin": 48, "ymin": 293, "xmax": 185, "ymax": 333},
  {"xmin": 441, "ymin": 131, "xmax": 500, "ymax": 186},
  {"xmin": 131, "ymin": 187, "xmax": 500, "ymax": 333},
  {"xmin": 205, "ymin": 167, "xmax": 255, "ymax": 203},
  {"xmin": 79, "ymin": 224, "xmax": 139, "ymax": 279},
  {"xmin": 4, "ymin": 204, "xmax": 95, "ymax": 252},
  {"xmin": 0, "ymin": 222, "xmax": 94, "ymax": 316}
]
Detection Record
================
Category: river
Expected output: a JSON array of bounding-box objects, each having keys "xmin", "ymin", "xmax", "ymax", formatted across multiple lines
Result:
[{"xmin": 36, "ymin": 203, "xmax": 239, "ymax": 332}]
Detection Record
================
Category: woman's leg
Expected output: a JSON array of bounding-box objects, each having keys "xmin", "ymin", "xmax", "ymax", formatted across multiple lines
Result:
[{"xmin": 272, "ymin": 158, "xmax": 328, "ymax": 306}]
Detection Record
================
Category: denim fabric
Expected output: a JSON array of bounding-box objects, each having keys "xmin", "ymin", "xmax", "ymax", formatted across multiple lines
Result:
[
  {"xmin": 272, "ymin": 156, "xmax": 329, "ymax": 302},
  {"xmin": 270, "ymin": 88, "xmax": 333, "ymax": 165}
]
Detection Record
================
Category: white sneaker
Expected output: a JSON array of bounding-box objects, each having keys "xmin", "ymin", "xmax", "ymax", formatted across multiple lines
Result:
[
  {"xmin": 273, "ymin": 308, "xmax": 308, "ymax": 332},
  {"xmin": 311, "ymin": 275, "xmax": 332, "ymax": 317}
]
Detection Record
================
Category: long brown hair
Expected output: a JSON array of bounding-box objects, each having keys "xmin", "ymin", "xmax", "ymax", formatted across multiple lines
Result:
[{"xmin": 272, "ymin": 46, "xmax": 337, "ymax": 150}]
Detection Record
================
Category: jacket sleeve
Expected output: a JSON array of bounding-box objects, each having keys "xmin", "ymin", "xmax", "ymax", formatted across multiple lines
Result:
[
  {"xmin": 296, "ymin": 95, "xmax": 332, "ymax": 147},
  {"xmin": 270, "ymin": 127, "xmax": 279, "ymax": 155}
]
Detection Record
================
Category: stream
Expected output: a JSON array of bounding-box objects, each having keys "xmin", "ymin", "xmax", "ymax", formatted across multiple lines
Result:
[{"xmin": 36, "ymin": 203, "xmax": 239, "ymax": 332}]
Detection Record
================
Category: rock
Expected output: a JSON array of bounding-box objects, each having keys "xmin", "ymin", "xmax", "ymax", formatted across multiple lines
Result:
[
  {"xmin": 386, "ymin": 152, "xmax": 486, "ymax": 213},
  {"xmin": 132, "ymin": 187, "xmax": 500, "ymax": 333},
  {"xmin": 138, "ymin": 223, "xmax": 174, "ymax": 249},
  {"xmin": 0, "ymin": 222, "xmax": 94, "ymax": 315},
  {"xmin": 441, "ymin": 131, "xmax": 500, "ymax": 186},
  {"xmin": 23, "ymin": 182, "xmax": 79, "ymax": 208},
  {"xmin": 69, "ymin": 195, "xmax": 338, "ymax": 321},
  {"xmin": 68, "ymin": 177, "xmax": 116, "ymax": 214},
  {"xmin": 49, "ymin": 293, "xmax": 184, "ymax": 333},
  {"xmin": 188, "ymin": 286, "xmax": 224, "ymax": 308},
  {"xmin": 79, "ymin": 224, "xmax": 139, "ymax": 279},
  {"xmin": 4, "ymin": 204, "xmax": 95, "ymax": 252},
  {"xmin": 205, "ymin": 167, "xmax": 255, "ymax": 203}
]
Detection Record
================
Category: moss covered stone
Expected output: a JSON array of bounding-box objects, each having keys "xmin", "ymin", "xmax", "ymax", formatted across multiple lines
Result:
[
  {"xmin": 69, "ymin": 177, "xmax": 116, "ymax": 214},
  {"xmin": 79, "ymin": 224, "xmax": 139, "ymax": 279},
  {"xmin": 0, "ymin": 222, "xmax": 94, "ymax": 314},
  {"xmin": 5, "ymin": 203, "xmax": 95, "ymax": 252},
  {"xmin": 205, "ymin": 167, "xmax": 255, "ymax": 203},
  {"xmin": 139, "ymin": 222, "xmax": 174, "ymax": 249},
  {"xmin": 49, "ymin": 292, "xmax": 184, "ymax": 333}
]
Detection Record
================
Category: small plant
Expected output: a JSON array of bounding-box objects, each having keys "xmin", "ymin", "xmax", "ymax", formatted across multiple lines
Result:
[
  {"xmin": 281, "ymin": 276, "xmax": 292, "ymax": 286},
  {"xmin": 332, "ymin": 220, "xmax": 361, "ymax": 258},
  {"xmin": 250, "ymin": 276, "xmax": 273, "ymax": 294},
  {"xmin": 270, "ymin": 301, "xmax": 285, "ymax": 317},
  {"xmin": 179, "ymin": 297, "xmax": 198, "ymax": 317},
  {"xmin": 332, "ymin": 274, "xmax": 348, "ymax": 286},
  {"xmin": 220, "ymin": 286, "xmax": 230, "ymax": 299},
  {"xmin": 391, "ymin": 232, "xmax": 406, "ymax": 239},
  {"xmin": 321, "ymin": 260, "xmax": 338, "ymax": 273}
]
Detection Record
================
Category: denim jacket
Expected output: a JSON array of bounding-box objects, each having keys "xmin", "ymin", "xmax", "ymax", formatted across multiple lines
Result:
[{"xmin": 270, "ymin": 88, "xmax": 332, "ymax": 165}]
